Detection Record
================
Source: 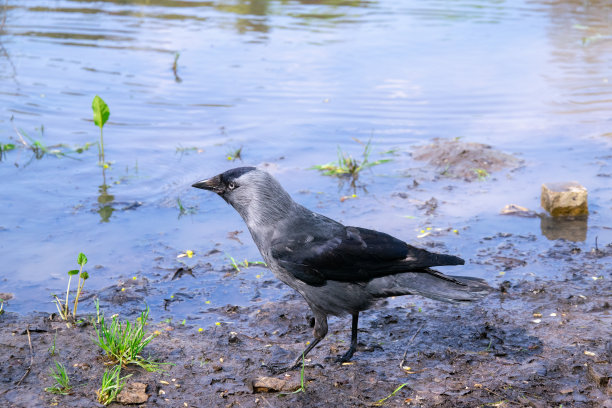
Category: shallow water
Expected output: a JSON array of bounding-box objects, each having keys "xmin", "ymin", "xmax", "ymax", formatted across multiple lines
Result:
[{"xmin": 1, "ymin": 0, "xmax": 611, "ymax": 320}]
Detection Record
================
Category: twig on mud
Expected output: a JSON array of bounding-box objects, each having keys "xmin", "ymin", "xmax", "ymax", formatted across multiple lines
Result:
[
  {"xmin": 399, "ymin": 322, "xmax": 425, "ymax": 370},
  {"xmin": 16, "ymin": 326, "xmax": 34, "ymax": 385}
]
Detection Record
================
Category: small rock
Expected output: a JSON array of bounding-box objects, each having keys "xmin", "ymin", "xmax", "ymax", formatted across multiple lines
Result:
[
  {"xmin": 500, "ymin": 204, "xmax": 537, "ymax": 217},
  {"xmin": 541, "ymin": 182, "xmax": 588, "ymax": 216},
  {"xmin": 250, "ymin": 376, "xmax": 300, "ymax": 393},
  {"xmin": 117, "ymin": 382, "xmax": 149, "ymax": 404},
  {"xmin": 228, "ymin": 331, "xmax": 240, "ymax": 344}
]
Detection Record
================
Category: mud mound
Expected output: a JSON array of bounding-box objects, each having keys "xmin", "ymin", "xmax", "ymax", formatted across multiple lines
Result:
[{"xmin": 412, "ymin": 138, "xmax": 521, "ymax": 181}]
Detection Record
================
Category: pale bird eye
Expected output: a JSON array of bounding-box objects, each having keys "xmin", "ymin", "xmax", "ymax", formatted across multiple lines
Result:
[{"xmin": 228, "ymin": 182, "xmax": 236, "ymax": 190}]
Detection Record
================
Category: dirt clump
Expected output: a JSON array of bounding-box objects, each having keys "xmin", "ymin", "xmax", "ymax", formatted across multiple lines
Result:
[{"xmin": 412, "ymin": 138, "xmax": 521, "ymax": 181}]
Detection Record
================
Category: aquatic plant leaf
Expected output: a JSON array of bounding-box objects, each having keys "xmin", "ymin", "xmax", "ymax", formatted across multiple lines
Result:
[
  {"xmin": 92, "ymin": 96, "xmax": 110, "ymax": 129},
  {"xmin": 77, "ymin": 252, "xmax": 88, "ymax": 266},
  {"xmin": 80, "ymin": 271, "xmax": 89, "ymax": 280},
  {"xmin": 68, "ymin": 269, "xmax": 79, "ymax": 276}
]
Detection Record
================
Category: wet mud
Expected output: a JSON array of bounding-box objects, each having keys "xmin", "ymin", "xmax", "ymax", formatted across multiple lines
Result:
[{"xmin": 1, "ymin": 239, "xmax": 610, "ymax": 407}]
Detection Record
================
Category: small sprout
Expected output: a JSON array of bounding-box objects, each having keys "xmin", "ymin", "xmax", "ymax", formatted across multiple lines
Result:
[
  {"xmin": 93, "ymin": 301, "xmax": 162, "ymax": 371},
  {"xmin": 121, "ymin": 288, "xmax": 125, "ymax": 292},
  {"xmin": 198, "ymin": 328, "xmax": 204, "ymax": 332},
  {"xmin": 226, "ymin": 146, "xmax": 243, "ymax": 161},
  {"xmin": 132, "ymin": 276, "xmax": 137, "ymax": 280},
  {"xmin": 45, "ymin": 361, "xmax": 72, "ymax": 395},
  {"xmin": 311, "ymin": 139, "xmax": 391, "ymax": 186},
  {"xmin": 92, "ymin": 95, "xmax": 110, "ymax": 163},
  {"xmin": 205, "ymin": 300, "xmax": 211, "ymax": 304},
  {"xmin": 373, "ymin": 382, "xmax": 409, "ymax": 406},
  {"xmin": 53, "ymin": 252, "xmax": 89, "ymax": 323},
  {"xmin": 97, "ymin": 365, "xmax": 130, "ymax": 405},
  {"xmin": 472, "ymin": 168, "xmax": 490, "ymax": 181},
  {"xmin": 215, "ymin": 322, "xmax": 221, "ymax": 326},
  {"xmin": 181, "ymin": 319, "xmax": 186, "ymax": 325}
]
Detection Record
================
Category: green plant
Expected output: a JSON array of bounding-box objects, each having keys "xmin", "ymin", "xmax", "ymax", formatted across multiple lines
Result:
[
  {"xmin": 53, "ymin": 252, "xmax": 89, "ymax": 323},
  {"xmin": 8, "ymin": 126, "xmax": 92, "ymax": 161},
  {"xmin": 44, "ymin": 361, "xmax": 72, "ymax": 395},
  {"xmin": 473, "ymin": 168, "xmax": 490, "ymax": 181},
  {"xmin": 373, "ymin": 382, "xmax": 409, "ymax": 406},
  {"xmin": 226, "ymin": 146, "xmax": 242, "ymax": 161},
  {"xmin": 177, "ymin": 197, "xmax": 197, "ymax": 218},
  {"xmin": 311, "ymin": 139, "xmax": 391, "ymax": 182},
  {"xmin": 48, "ymin": 330, "xmax": 58, "ymax": 356},
  {"xmin": 292, "ymin": 353, "xmax": 307, "ymax": 394},
  {"xmin": 97, "ymin": 365, "xmax": 131, "ymax": 405},
  {"xmin": 0, "ymin": 142, "xmax": 15, "ymax": 160},
  {"xmin": 92, "ymin": 95, "xmax": 110, "ymax": 164},
  {"xmin": 278, "ymin": 354, "xmax": 307, "ymax": 396},
  {"xmin": 93, "ymin": 301, "xmax": 161, "ymax": 371},
  {"xmin": 172, "ymin": 52, "xmax": 182, "ymax": 82},
  {"xmin": 227, "ymin": 255, "xmax": 267, "ymax": 272},
  {"xmin": 0, "ymin": 297, "xmax": 4, "ymax": 315}
]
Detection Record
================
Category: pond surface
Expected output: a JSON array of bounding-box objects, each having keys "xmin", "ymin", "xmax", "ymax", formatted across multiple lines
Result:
[{"xmin": 1, "ymin": 0, "xmax": 611, "ymax": 321}]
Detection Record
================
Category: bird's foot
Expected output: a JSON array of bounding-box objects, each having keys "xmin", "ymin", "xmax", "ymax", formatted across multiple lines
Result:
[
  {"xmin": 262, "ymin": 360, "xmax": 323, "ymax": 375},
  {"xmin": 262, "ymin": 361, "xmax": 298, "ymax": 375},
  {"xmin": 324, "ymin": 346, "xmax": 356, "ymax": 364}
]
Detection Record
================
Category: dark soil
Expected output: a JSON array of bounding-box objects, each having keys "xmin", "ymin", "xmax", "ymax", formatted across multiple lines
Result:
[{"xmin": 1, "ymin": 243, "xmax": 610, "ymax": 407}]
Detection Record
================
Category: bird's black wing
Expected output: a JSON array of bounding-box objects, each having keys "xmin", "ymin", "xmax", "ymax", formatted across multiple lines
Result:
[{"xmin": 270, "ymin": 224, "xmax": 464, "ymax": 285}]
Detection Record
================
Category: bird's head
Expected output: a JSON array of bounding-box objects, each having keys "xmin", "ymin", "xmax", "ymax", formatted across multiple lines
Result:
[{"xmin": 192, "ymin": 166, "xmax": 295, "ymax": 227}]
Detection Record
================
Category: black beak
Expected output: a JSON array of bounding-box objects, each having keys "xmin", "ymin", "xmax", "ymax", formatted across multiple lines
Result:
[{"xmin": 192, "ymin": 175, "xmax": 223, "ymax": 193}]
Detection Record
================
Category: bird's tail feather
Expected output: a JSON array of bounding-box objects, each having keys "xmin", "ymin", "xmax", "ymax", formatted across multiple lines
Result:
[{"xmin": 367, "ymin": 270, "xmax": 491, "ymax": 303}]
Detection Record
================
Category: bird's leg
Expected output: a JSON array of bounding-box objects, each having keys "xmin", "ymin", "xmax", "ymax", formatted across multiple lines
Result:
[
  {"xmin": 264, "ymin": 312, "xmax": 328, "ymax": 374},
  {"xmin": 335, "ymin": 312, "xmax": 359, "ymax": 363}
]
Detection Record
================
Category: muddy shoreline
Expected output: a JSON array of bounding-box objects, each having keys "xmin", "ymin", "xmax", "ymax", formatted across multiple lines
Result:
[{"xmin": 1, "ymin": 242, "xmax": 610, "ymax": 407}]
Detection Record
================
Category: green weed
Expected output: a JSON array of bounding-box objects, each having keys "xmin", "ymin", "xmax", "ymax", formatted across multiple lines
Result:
[
  {"xmin": 6, "ymin": 125, "xmax": 93, "ymax": 162},
  {"xmin": 473, "ymin": 168, "xmax": 490, "ymax": 181},
  {"xmin": 311, "ymin": 139, "xmax": 391, "ymax": 183},
  {"xmin": 48, "ymin": 330, "xmax": 58, "ymax": 356},
  {"xmin": 227, "ymin": 255, "xmax": 267, "ymax": 272},
  {"xmin": 177, "ymin": 197, "xmax": 197, "ymax": 218},
  {"xmin": 0, "ymin": 142, "xmax": 15, "ymax": 160},
  {"xmin": 172, "ymin": 52, "xmax": 182, "ymax": 82},
  {"xmin": 97, "ymin": 365, "xmax": 131, "ymax": 405},
  {"xmin": 93, "ymin": 300, "xmax": 161, "ymax": 371},
  {"xmin": 226, "ymin": 146, "xmax": 242, "ymax": 161},
  {"xmin": 53, "ymin": 252, "xmax": 89, "ymax": 324},
  {"xmin": 44, "ymin": 361, "xmax": 72, "ymax": 395},
  {"xmin": 0, "ymin": 297, "xmax": 4, "ymax": 316},
  {"xmin": 373, "ymin": 382, "xmax": 409, "ymax": 406},
  {"xmin": 92, "ymin": 95, "xmax": 110, "ymax": 164}
]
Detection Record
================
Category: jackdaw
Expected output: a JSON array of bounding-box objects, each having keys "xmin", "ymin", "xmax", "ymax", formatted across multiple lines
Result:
[{"xmin": 193, "ymin": 166, "xmax": 490, "ymax": 371}]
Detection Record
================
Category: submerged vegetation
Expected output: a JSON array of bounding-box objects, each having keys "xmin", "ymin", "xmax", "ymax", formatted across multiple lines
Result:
[
  {"xmin": 311, "ymin": 139, "xmax": 391, "ymax": 185},
  {"xmin": 227, "ymin": 255, "xmax": 267, "ymax": 272},
  {"xmin": 226, "ymin": 146, "xmax": 243, "ymax": 161},
  {"xmin": 0, "ymin": 121, "xmax": 93, "ymax": 164}
]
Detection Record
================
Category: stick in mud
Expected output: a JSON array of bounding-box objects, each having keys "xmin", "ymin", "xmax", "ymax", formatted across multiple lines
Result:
[{"xmin": 16, "ymin": 326, "xmax": 34, "ymax": 386}]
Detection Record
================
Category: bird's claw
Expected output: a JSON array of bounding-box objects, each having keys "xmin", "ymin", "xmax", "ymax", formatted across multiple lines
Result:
[{"xmin": 262, "ymin": 362, "xmax": 299, "ymax": 375}]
